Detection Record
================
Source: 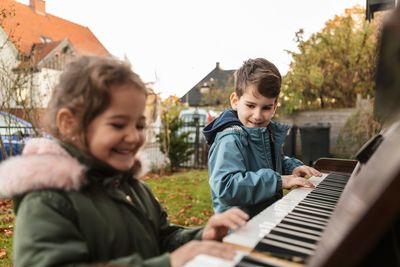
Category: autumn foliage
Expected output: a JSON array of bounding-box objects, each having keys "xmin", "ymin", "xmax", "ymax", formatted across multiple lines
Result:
[{"xmin": 280, "ymin": 6, "xmax": 381, "ymax": 113}]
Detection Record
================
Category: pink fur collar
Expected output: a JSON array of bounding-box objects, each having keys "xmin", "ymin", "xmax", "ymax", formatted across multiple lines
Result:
[
  {"xmin": 0, "ymin": 138, "xmax": 87, "ymax": 198},
  {"xmin": 0, "ymin": 138, "xmax": 147, "ymax": 199}
]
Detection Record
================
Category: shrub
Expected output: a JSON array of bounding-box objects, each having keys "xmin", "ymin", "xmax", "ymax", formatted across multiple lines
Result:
[{"xmin": 336, "ymin": 102, "xmax": 381, "ymax": 158}]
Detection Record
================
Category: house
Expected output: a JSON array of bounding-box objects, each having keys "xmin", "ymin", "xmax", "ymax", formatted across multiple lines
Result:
[
  {"xmin": 0, "ymin": 0, "xmax": 111, "ymax": 115},
  {"xmin": 180, "ymin": 62, "xmax": 236, "ymax": 107}
]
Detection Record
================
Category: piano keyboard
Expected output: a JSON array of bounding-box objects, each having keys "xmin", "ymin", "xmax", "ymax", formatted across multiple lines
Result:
[
  {"xmin": 183, "ymin": 172, "xmax": 351, "ymax": 267},
  {"xmin": 225, "ymin": 172, "xmax": 350, "ymax": 264}
]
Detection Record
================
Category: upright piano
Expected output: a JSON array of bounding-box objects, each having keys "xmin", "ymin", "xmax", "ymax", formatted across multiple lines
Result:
[
  {"xmin": 185, "ymin": 119, "xmax": 400, "ymax": 267},
  {"xmin": 185, "ymin": 4, "xmax": 400, "ymax": 267}
]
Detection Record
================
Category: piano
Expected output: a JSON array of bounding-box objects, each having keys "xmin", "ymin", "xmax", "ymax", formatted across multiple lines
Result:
[
  {"xmin": 185, "ymin": 119, "xmax": 400, "ymax": 267},
  {"xmin": 185, "ymin": 4, "xmax": 400, "ymax": 267}
]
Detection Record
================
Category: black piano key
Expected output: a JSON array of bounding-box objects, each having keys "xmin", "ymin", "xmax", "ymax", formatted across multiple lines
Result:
[
  {"xmin": 322, "ymin": 175, "xmax": 348, "ymax": 185},
  {"xmin": 313, "ymin": 187, "xmax": 342, "ymax": 196},
  {"xmin": 277, "ymin": 221, "xmax": 322, "ymax": 236},
  {"xmin": 235, "ymin": 255, "xmax": 280, "ymax": 267},
  {"xmin": 282, "ymin": 217, "xmax": 326, "ymax": 232},
  {"xmin": 266, "ymin": 233, "xmax": 317, "ymax": 250},
  {"xmin": 324, "ymin": 172, "xmax": 350, "ymax": 180},
  {"xmin": 292, "ymin": 206, "xmax": 331, "ymax": 219},
  {"xmin": 300, "ymin": 200, "xmax": 335, "ymax": 211},
  {"xmin": 316, "ymin": 181, "xmax": 345, "ymax": 189},
  {"xmin": 289, "ymin": 210, "xmax": 329, "ymax": 224},
  {"xmin": 255, "ymin": 238, "xmax": 312, "ymax": 262},
  {"xmin": 309, "ymin": 190, "xmax": 340, "ymax": 200},
  {"xmin": 304, "ymin": 194, "xmax": 337, "ymax": 204},
  {"xmin": 301, "ymin": 198, "xmax": 336, "ymax": 209},
  {"xmin": 269, "ymin": 228, "xmax": 320, "ymax": 244},
  {"xmin": 315, "ymin": 184, "xmax": 344, "ymax": 193},
  {"xmin": 296, "ymin": 203, "xmax": 333, "ymax": 216}
]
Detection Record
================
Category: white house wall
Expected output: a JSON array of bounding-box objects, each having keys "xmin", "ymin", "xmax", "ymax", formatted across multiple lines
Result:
[
  {"xmin": 0, "ymin": 27, "xmax": 20, "ymax": 108},
  {"xmin": 0, "ymin": 27, "xmax": 18, "ymax": 67},
  {"xmin": 31, "ymin": 68, "xmax": 60, "ymax": 108}
]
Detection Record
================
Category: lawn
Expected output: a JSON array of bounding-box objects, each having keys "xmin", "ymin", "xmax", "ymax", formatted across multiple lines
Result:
[
  {"xmin": 0, "ymin": 200, "xmax": 13, "ymax": 267},
  {"xmin": 145, "ymin": 169, "xmax": 212, "ymax": 226},
  {"xmin": 0, "ymin": 169, "xmax": 211, "ymax": 266}
]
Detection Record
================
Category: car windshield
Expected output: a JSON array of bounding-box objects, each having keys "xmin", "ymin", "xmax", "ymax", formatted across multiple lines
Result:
[
  {"xmin": 180, "ymin": 114, "xmax": 207, "ymax": 126},
  {"xmin": 0, "ymin": 111, "xmax": 34, "ymax": 139}
]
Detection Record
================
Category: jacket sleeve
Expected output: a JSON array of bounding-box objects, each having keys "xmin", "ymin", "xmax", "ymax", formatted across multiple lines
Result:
[
  {"xmin": 282, "ymin": 156, "xmax": 304, "ymax": 175},
  {"xmin": 13, "ymin": 191, "xmax": 172, "ymax": 267},
  {"xmin": 208, "ymin": 134, "xmax": 282, "ymax": 208}
]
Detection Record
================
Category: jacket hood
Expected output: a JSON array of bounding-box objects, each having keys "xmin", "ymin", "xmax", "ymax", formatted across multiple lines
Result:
[
  {"xmin": 0, "ymin": 138, "xmax": 146, "ymax": 199},
  {"xmin": 202, "ymin": 109, "xmax": 242, "ymax": 145}
]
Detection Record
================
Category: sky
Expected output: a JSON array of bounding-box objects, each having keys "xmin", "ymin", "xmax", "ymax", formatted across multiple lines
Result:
[{"xmin": 19, "ymin": 0, "xmax": 365, "ymax": 98}]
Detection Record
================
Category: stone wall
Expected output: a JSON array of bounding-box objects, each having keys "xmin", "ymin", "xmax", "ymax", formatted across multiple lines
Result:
[{"xmin": 278, "ymin": 108, "xmax": 355, "ymax": 158}]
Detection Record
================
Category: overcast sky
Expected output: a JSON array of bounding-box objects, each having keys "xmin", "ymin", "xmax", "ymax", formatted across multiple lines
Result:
[{"xmin": 18, "ymin": 0, "xmax": 365, "ymax": 98}]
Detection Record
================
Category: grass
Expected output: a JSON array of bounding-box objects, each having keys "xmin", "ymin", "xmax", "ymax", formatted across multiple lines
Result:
[
  {"xmin": 0, "ymin": 200, "xmax": 13, "ymax": 267},
  {"xmin": 0, "ymin": 169, "xmax": 211, "ymax": 266},
  {"xmin": 145, "ymin": 169, "xmax": 213, "ymax": 226}
]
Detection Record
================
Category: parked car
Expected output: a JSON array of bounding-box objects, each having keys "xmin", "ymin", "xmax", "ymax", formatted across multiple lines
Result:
[
  {"xmin": 0, "ymin": 111, "xmax": 35, "ymax": 160},
  {"xmin": 178, "ymin": 108, "xmax": 218, "ymax": 143}
]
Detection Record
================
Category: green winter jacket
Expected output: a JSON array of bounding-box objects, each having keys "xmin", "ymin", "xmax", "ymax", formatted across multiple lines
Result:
[{"xmin": 0, "ymin": 138, "xmax": 202, "ymax": 267}]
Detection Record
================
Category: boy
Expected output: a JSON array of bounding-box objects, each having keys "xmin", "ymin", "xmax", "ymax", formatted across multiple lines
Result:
[{"xmin": 203, "ymin": 58, "xmax": 321, "ymax": 218}]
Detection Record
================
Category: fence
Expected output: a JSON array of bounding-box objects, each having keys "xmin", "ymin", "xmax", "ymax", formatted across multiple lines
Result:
[
  {"xmin": 143, "ymin": 121, "xmax": 209, "ymax": 170},
  {"xmin": 0, "ymin": 126, "xmax": 35, "ymax": 160},
  {"xmin": 0, "ymin": 123, "xmax": 208, "ymax": 169}
]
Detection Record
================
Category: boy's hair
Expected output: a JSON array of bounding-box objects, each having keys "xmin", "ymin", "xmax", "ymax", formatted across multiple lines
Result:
[
  {"xmin": 234, "ymin": 58, "xmax": 281, "ymax": 98},
  {"xmin": 46, "ymin": 55, "xmax": 147, "ymax": 140}
]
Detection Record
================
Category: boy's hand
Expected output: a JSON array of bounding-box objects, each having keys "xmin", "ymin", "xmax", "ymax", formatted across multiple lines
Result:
[
  {"xmin": 292, "ymin": 165, "xmax": 322, "ymax": 178},
  {"xmin": 202, "ymin": 208, "xmax": 249, "ymax": 241},
  {"xmin": 282, "ymin": 175, "xmax": 315, "ymax": 189}
]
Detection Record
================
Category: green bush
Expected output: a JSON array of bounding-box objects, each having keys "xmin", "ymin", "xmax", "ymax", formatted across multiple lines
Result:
[
  {"xmin": 157, "ymin": 115, "xmax": 194, "ymax": 171},
  {"xmin": 336, "ymin": 103, "xmax": 381, "ymax": 158},
  {"xmin": 156, "ymin": 97, "xmax": 194, "ymax": 172}
]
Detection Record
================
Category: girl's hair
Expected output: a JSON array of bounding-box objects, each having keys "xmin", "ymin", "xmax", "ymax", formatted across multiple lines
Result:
[
  {"xmin": 234, "ymin": 58, "xmax": 281, "ymax": 98},
  {"xmin": 46, "ymin": 55, "xmax": 147, "ymax": 141}
]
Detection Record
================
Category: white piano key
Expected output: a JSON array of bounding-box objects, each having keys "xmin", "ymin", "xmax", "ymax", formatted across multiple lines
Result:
[{"xmin": 183, "ymin": 251, "xmax": 247, "ymax": 267}]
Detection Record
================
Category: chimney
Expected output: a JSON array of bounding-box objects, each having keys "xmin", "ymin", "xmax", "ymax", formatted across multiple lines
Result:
[
  {"xmin": 30, "ymin": 0, "xmax": 46, "ymax": 16},
  {"xmin": 216, "ymin": 62, "xmax": 220, "ymax": 69}
]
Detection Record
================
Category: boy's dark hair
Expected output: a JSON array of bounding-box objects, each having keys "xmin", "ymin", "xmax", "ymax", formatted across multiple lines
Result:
[
  {"xmin": 46, "ymin": 55, "xmax": 147, "ymax": 142},
  {"xmin": 234, "ymin": 58, "xmax": 282, "ymax": 98}
]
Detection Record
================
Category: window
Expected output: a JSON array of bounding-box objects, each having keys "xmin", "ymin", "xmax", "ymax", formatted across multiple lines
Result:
[{"xmin": 40, "ymin": 36, "xmax": 53, "ymax": 43}]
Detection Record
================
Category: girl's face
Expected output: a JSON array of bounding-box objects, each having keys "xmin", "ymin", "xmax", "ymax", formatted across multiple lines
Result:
[
  {"xmin": 86, "ymin": 84, "xmax": 147, "ymax": 171},
  {"xmin": 230, "ymin": 85, "xmax": 277, "ymax": 128}
]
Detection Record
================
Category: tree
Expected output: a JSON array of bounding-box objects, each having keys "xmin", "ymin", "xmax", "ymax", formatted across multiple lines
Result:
[
  {"xmin": 336, "ymin": 100, "xmax": 381, "ymax": 158},
  {"xmin": 280, "ymin": 6, "xmax": 381, "ymax": 114},
  {"xmin": 198, "ymin": 76, "xmax": 235, "ymax": 111},
  {"xmin": 0, "ymin": 4, "xmax": 44, "ymax": 159},
  {"xmin": 157, "ymin": 96, "xmax": 194, "ymax": 171}
]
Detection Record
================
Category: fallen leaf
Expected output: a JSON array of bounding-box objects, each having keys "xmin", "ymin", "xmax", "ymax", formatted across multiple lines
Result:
[{"xmin": 0, "ymin": 248, "xmax": 7, "ymax": 259}]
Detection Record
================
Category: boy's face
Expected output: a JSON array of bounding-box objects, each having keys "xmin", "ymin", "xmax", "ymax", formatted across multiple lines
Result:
[
  {"xmin": 86, "ymin": 84, "xmax": 147, "ymax": 171},
  {"xmin": 230, "ymin": 85, "xmax": 277, "ymax": 128}
]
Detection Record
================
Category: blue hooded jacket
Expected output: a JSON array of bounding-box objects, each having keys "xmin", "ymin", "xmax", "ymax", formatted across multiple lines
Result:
[{"xmin": 203, "ymin": 109, "xmax": 303, "ymax": 218}]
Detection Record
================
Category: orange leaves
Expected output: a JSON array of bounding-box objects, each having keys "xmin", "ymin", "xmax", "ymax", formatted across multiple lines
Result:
[
  {"xmin": 0, "ymin": 199, "xmax": 12, "ymax": 211},
  {"xmin": 0, "ymin": 248, "xmax": 7, "ymax": 259},
  {"xmin": 0, "ymin": 199, "xmax": 14, "ymax": 264},
  {"xmin": 0, "ymin": 227, "xmax": 13, "ymax": 237}
]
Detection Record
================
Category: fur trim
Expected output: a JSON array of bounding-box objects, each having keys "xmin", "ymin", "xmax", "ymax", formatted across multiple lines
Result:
[
  {"xmin": 0, "ymin": 138, "xmax": 86, "ymax": 198},
  {"xmin": 0, "ymin": 138, "xmax": 148, "ymax": 198}
]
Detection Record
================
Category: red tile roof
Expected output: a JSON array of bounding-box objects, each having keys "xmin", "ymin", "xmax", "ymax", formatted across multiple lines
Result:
[{"xmin": 0, "ymin": 0, "xmax": 110, "ymax": 56}]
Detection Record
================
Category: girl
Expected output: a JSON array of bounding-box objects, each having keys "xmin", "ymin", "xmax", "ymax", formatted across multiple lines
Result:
[{"xmin": 0, "ymin": 55, "xmax": 248, "ymax": 267}]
